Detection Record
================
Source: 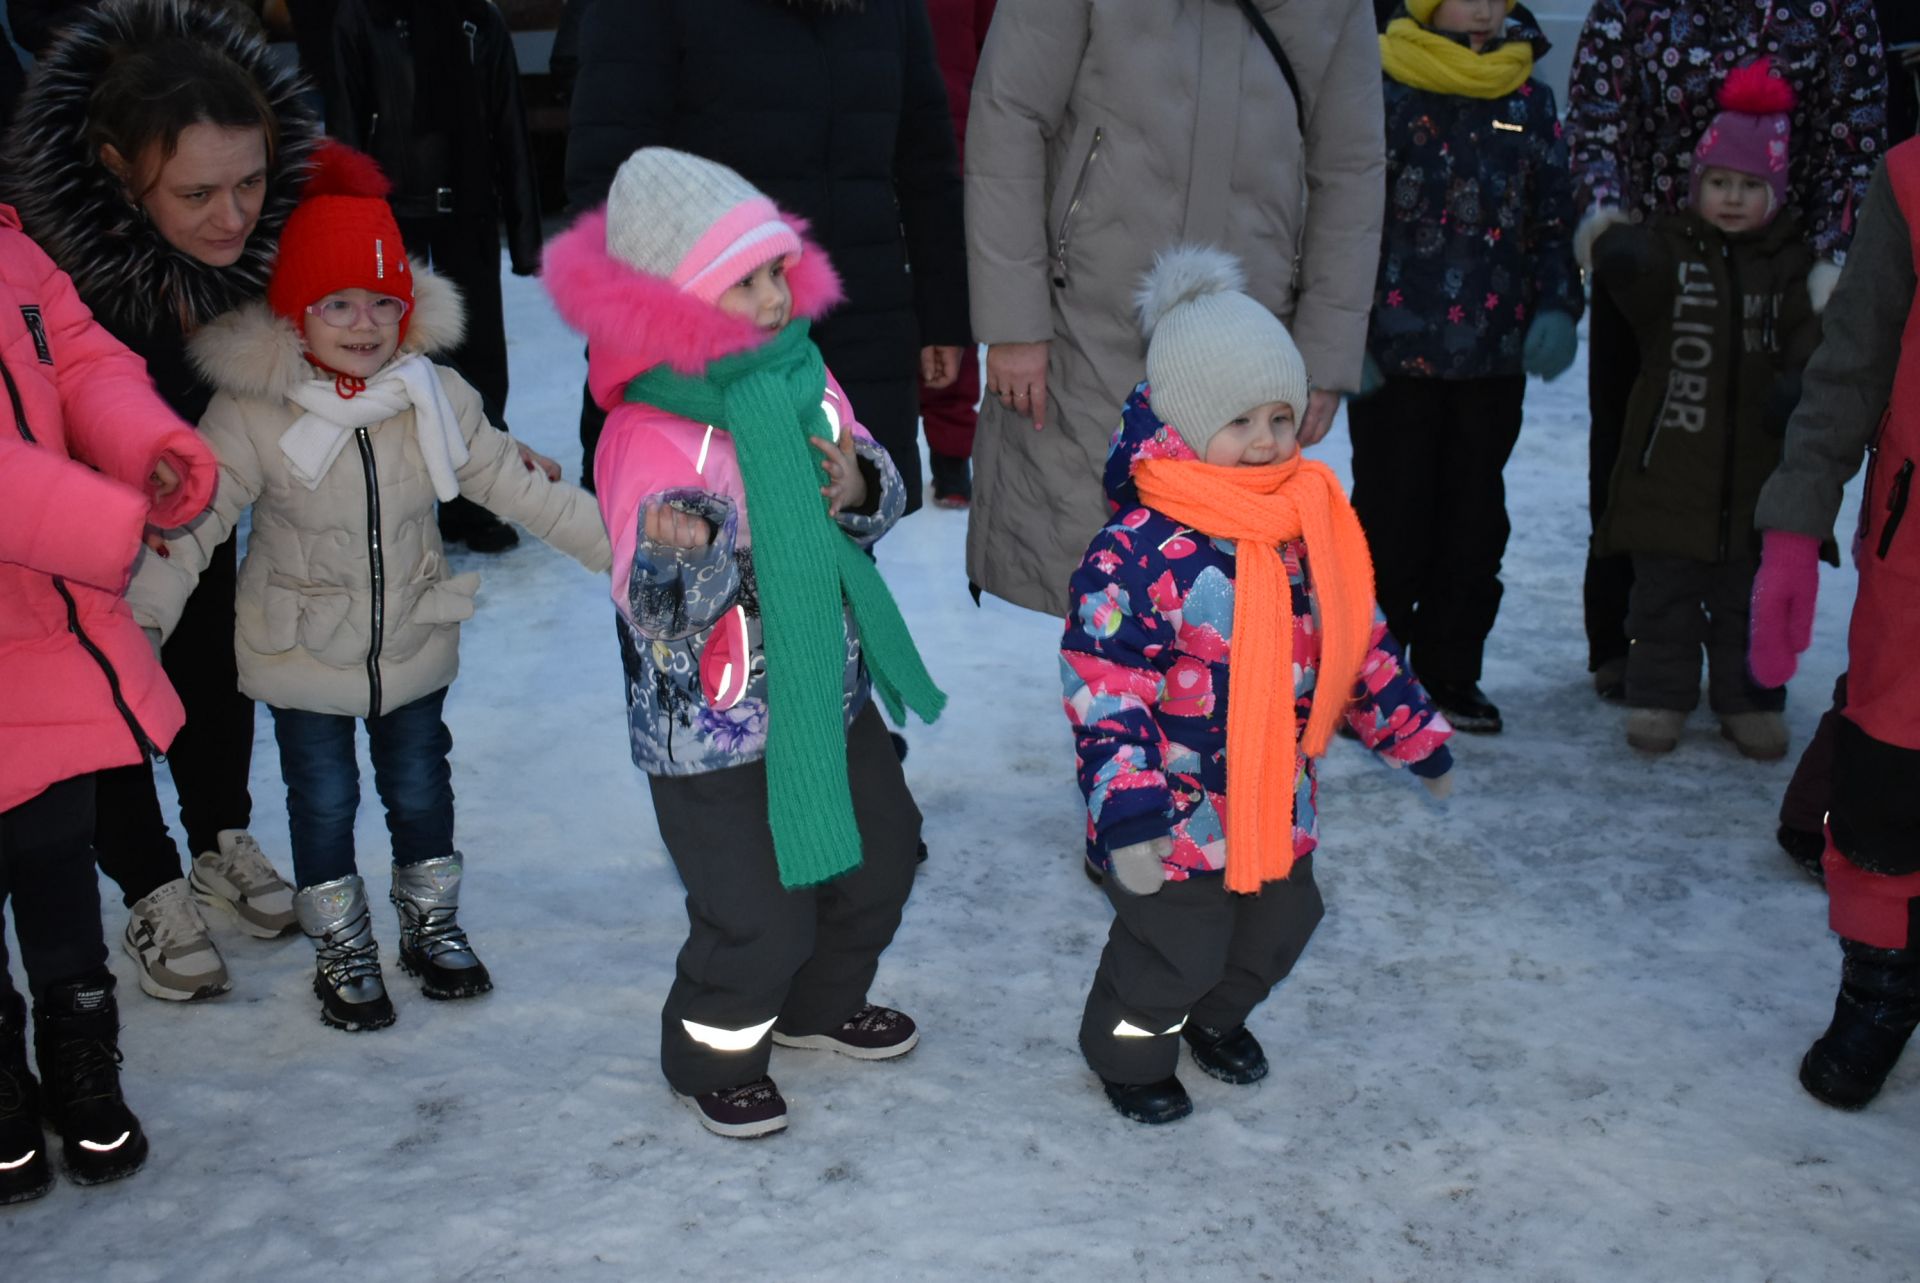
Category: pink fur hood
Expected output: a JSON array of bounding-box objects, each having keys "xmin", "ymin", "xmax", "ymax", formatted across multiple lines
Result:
[{"xmin": 540, "ymin": 207, "xmax": 845, "ymax": 407}]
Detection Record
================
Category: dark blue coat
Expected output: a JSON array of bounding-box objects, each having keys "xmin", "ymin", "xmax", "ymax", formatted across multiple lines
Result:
[{"xmin": 1367, "ymin": 26, "xmax": 1582, "ymax": 382}]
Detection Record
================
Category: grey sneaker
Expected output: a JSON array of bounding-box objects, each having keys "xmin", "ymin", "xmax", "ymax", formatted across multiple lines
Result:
[
  {"xmin": 122, "ymin": 879, "xmax": 231, "ymax": 1002},
  {"xmin": 1721, "ymin": 711, "xmax": 1789, "ymax": 761},
  {"xmin": 191, "ymin": 831, "xmax": 297, "ymax": 938}
]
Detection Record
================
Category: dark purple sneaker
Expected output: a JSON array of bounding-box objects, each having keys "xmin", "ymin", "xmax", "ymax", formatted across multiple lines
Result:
[
  {"xmin": 773, "ymin": 1004, "xmax": 919, "ymax": 1060},
  {"xmin": 682, "ymin": 1077, "xmax": 788, "ymax": 1139}
]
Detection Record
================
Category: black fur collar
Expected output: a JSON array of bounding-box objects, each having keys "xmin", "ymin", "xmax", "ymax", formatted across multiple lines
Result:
[{"xmin": 0, "ymin": 0, "xmax": 321, "ymax": 336}]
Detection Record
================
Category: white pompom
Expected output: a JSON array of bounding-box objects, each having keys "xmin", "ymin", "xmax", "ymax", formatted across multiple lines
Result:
[{"xmin": 1136, "ymin": 245, "xmax": 1247, "ymax": 341}]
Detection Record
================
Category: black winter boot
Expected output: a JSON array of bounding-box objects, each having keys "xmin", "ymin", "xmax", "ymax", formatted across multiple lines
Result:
[
  {"xmin": 33, "ymin": 972, "xmax": 148, "ymax": 1185},
  {"xmin": 1800, "ymin": 941, "xmax": 1919, "ymax": 1111},
  {"xmin": 1100, "ymin": 1075, "xmax": 1193, "ymax": 1125},
  {"xmin": 0, "ymin": 990, "xmax": 52, "ymax": 1204},
  {"xmin": 1183, "ymin": 1023, "xmax": 1269, "ymax": 1085}
]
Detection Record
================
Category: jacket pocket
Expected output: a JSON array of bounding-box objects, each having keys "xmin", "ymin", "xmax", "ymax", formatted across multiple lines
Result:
[
  {"xmin": 411, "ymin": 572, "xmax": 480, "ymax": 626},
  {"xmin": 385, "ymin": 571, "xmax": 479, "ymax": 664},
  {"xmin": 249, "ymin": 582, "xmax": 354, "ymax": 659},
  {"xmin": 1048, "ymin": 122, "xmax": 1104, "ymax": 290},
  {"xmin": 1876, "ymin": 458, "xmax": 1914, "ymax": 561}
]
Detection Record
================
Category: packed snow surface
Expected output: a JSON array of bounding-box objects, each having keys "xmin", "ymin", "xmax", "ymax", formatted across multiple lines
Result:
[{"xmin": 6, "ymin": 264, "xmax": 1915, "ymax": 1282}]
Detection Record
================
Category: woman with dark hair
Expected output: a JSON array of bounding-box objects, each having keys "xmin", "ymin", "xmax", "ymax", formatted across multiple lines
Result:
[{"xmin": 1, "ymin": 0, "xmax": 320, "ymax": 1003}]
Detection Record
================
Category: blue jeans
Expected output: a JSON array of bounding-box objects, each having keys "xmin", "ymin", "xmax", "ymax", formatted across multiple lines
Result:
[{"xmin": 270, "ymin": 688, "xmax": 456, "ymax": 889}]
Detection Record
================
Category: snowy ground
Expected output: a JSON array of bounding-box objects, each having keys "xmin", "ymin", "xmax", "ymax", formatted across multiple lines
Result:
[{"xmin": 6, "ymin": 265, "xmax": 1916, "ymax": 1282}]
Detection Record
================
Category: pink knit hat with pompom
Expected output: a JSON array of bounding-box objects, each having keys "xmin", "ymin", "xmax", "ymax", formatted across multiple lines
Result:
[{"xmin": 1690, "ymin": 61, "xmax": 1796, "ymax": 221}]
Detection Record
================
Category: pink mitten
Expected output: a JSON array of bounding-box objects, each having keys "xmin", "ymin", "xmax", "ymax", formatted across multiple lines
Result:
[{"xmin": 1750, "ymin": 529, "xmax": 1820, "ymax": 687}]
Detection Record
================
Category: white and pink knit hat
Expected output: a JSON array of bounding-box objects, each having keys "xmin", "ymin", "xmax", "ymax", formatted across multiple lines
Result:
[{"xmin": 604, "ymin": 147, "xmax": 803, "ymax": 303}]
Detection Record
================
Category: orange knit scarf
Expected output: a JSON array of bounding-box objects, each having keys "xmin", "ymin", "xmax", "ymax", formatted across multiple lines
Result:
[{"xmin": 1133, "ymin": 454, "xmax": 1376, "ymax": 892}]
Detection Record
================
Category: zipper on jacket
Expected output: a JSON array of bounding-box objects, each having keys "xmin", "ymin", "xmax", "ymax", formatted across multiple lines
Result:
[
  {"xmin": 1855, "ymin": 409, "xmax": 1893, "ymax": 548},
  {"xmin": 1716, "ymin": 243, "xmax": 1740, "ymax": 563},
  {"xmin": 463, "ymin": 19, "xmax": 478, "ymax": 64},
  {"xmin": 1051, "ymin": 128, "xmax": 1103, "ymax": 289},
  {"xmin": 1877, "ymin": 459, "xmax": 1914, "ymax": 560},
  {"xmin": 354, "ymin": 427, "xmax": 387, "ymax": 719},
  {"xmin": 368, "ymin": 111, "xmax": 380, "ymax": 148},
  {"xmin": 1, "ymin": 354, "xmax": 163, "ymax": 761}
]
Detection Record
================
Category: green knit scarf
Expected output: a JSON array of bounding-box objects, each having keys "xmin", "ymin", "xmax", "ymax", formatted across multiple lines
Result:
[{"xmin": 625, "ymin": 321, "xmax": 945, "ymax": 889}]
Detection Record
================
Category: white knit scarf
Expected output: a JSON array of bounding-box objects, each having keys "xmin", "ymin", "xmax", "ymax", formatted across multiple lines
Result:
[{"xmin": 280, "ymin": 354, "xmax": 470, "ymax": 500}]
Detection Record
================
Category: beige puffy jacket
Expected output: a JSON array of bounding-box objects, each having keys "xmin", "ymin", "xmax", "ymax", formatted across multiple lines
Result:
[
  {"xmin": 963, "ymin": 0, "xmax": 1385, "ymax": 613},
  {"xmin": 130, "ymin": 272, "xmax": 611, "ymax": 718}
]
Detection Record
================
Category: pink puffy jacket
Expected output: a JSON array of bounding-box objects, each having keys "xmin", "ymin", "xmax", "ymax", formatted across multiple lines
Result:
[{"xmin": 0, "ymin": 206, "xmax": 217, "ymax": 813}]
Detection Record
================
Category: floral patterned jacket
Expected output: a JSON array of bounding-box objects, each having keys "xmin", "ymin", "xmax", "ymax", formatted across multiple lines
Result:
[
  {"xmin": 1369, "ymin": 22, "xmax": 1583, "ymax": 381},
  {"xmin": 1059, "ymin": 386, "xmax": 1454, "ymax": 882},
  {"xmin": 1565, "ymin": 0, "xmax": 1887, "ymax": 261}
]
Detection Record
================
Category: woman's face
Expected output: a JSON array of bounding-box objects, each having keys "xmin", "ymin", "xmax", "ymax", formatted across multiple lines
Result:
[{"xmin": 104, "ymin": 122, "xmax": 269, "ymax": 268}]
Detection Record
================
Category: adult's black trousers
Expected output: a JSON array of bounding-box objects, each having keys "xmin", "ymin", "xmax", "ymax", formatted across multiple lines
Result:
[
  {"xmin": 1, "ymin": 773, "xmax": 109, "ymax": 1003},
  {"xmin": 93, "ymin": 532, "xmax": 253, "ymax": 906},
  {"xmin": 1347, "ymin": 374, "xmax": 1526, "ymax": 684}
]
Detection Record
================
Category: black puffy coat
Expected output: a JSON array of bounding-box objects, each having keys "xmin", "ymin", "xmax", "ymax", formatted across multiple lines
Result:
[
  {"xmin": 565, "ymin": 0, "xmax": 970, "ymax": 511},
  {"xmin": 327, "ymin": 0, "xmax": 541, "ymax": 275}
]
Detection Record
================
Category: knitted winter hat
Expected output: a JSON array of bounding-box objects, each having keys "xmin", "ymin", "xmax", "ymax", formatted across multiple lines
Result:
[
  {"xmin": 1404, "ymin": 0, "xmax": 1513, "ymax": 25},
  {"xmin": 605, "ymin": 148, "xmax": 804, "ymax": 304},
  {"xmin": 267, "ymin": 142, "xmax": 414, "ymax": 340},
  {"xmin": 1690, "ymin": 61, "xmax": 1796, "ymax": 220},
  {"xmin": 1138, "ymin": 246, "xmax": 1309, "ymax": 459}
]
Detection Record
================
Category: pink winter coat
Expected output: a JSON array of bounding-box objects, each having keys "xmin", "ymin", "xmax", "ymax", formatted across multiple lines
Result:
[{"xmin": 0, "ymin": 206, "xmax": 217, "ymax": 813}]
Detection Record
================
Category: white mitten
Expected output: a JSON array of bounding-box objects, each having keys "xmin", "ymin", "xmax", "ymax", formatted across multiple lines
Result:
[{"xmin": 1109, "ymin": 837, "xmax": 1172, "ymax": 896}]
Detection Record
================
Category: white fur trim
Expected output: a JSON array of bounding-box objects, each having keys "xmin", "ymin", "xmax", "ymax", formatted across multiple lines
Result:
[
  {"xmin": 1574, "ymin": 206, "xmax": 1630, "ymax": 273},
  {"xmin": 1807, "ymin": 259, "xmax": 1843, "ymax": 315}
]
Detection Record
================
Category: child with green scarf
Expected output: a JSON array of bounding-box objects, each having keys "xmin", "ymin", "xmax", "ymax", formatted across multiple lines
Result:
[
  {"xmin": 1347, "ymin": 0, "xmax": 1583, "ymax": 737},
  {"xmin": 543, "ymin": 148, "xmax": 945, "ymax": 1140}
]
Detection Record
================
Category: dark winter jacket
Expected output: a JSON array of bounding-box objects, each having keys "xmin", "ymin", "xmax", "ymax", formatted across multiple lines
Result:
[
  {"xmin": 1595, "ymin": 212, "xmax": 1819, "ymax": 564},
  {"xmin": 1368, "ymin": 21, "xmax": 1582, "ymax": 382},
  {"xmin": 1878, "ymin": 0, "xmax": 1918, "ymax": 145},
  {"xmin": 1060, "ymin": 386, "xmax": 1452, "ymax": 882},
  {"xmin": 563, "ymin": 0, "xmax": 971, "ymax": 393},
  {"xmin": 0, "ymin": 0, "xmax": 321, "ymax": 421},
  {"xmin": 326, "ymin": 0, "xmax": 541, "ymax": 276},
  {"xmin": 1565, "ymin": 0, "xmax": 1887, "ymax": 261}
]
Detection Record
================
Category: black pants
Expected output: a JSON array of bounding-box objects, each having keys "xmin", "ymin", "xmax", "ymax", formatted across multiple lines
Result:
[
  {"xmin": 2, "ymin": 775, "xmax": 109, "ymax": 1004},
  {"xmin": 646, "ymin": 703, "xmax": 922, "ymax": 1095},
  {"xmin": 1347, "ymin": 374, "xmax": 1526, "ymax": 683},
  {"xmin": 1586, "ymin": 287, "xmax": 1638, "ymax": 671},
  {"xmin": 93, "ymin": 532, "xmax": 253, "ymax": 906},
  {"xmin": 1782, "ymin": 675, "xmax": 1849, "ymax": 835},
  {"xmin": 1625, "ymin": 553, "xmax": 1785, "ymax": 715},
  {"xmin": 1080, "ymin": 858, "xmax": 1323, "ymax": 1085},
  {"xmin": 401, "ymin": 213, "xmax": 511, "ymax": 529}
]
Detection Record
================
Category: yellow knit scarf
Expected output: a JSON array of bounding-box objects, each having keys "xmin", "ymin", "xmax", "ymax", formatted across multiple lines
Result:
[{"xmin": 1378, "ymin": 18, "xmax": 1534, "ymax": 100}]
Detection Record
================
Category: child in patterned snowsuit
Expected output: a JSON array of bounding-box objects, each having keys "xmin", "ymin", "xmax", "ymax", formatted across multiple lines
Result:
[
  {"xmin": 1061, "ymin": 247, "xmax": 1454, "ymax": 1125},
  {"xmin": 542, "ymin": 148, "xmax": 944, "ymax": 1140}
]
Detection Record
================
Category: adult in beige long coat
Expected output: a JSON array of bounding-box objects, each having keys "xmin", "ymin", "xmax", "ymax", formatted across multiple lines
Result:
[
  {"xmin": 130, "ymin": 272, "xmax": 611, "ymax": 720},
  {"xmin": 964, "ymin": 0, "xmax": 1386, "ymax": 614}
]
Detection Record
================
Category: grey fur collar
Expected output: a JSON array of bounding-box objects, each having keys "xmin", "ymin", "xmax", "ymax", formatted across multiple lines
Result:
[
  {"xmin": 0, "ymin": 0, "xmax": 321, "ymax": 336},
  {"xmin": 187, "ymin": 270, "xmax": 468, "ymax": 401}
]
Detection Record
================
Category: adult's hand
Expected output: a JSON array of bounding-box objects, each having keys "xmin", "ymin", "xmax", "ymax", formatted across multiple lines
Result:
[
  {"xmin": 1298, "ymin": 388, "xmax": 1341, "ymax": 448},
  {"xmin": 920, "ymin": 345, "xmax": 964, "ymax": 391},
  {"xmin": 986, "ymin": 340, "xmax": 1049, "ymax": 431}
]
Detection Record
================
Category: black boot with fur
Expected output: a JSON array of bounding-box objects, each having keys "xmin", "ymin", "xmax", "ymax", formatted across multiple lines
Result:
[{"xmin": 0, "ymin": 990, "xmax": 52, "ymax": 1204}]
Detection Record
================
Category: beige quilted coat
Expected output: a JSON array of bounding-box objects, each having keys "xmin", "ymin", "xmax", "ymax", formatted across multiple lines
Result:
[
  {"xmin": 963, "ymin": 0, "xmax": 1385, "ymax": 613},
  {"xmin": 130, "ymin": 272, "xmax": 611, "ymax": 718}
]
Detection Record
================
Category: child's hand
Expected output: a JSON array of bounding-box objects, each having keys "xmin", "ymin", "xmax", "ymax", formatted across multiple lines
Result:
[
  {"xmin": 1109, "ymin": 836, "xmax": 1172, "ymax": 896},
  {"xmin": 147, "ymin": 456, "xmax": 181, "ymax": 500},
  {"xmin": 643, "ymin": 501, "xmax": 714, "ymax": 549},
  {"xmin": 1422, "ymin": 771, "xmax": 1454, "ymax": 801},
  {"xmin": 518, "ymin": 442, "xmax": 563, "ymax": 481},
  {"xmin": 811, "ymin": 430, "xmax": 867, "ymax": 516}
]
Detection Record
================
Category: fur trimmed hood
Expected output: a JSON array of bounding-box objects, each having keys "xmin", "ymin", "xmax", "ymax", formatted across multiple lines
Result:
[
  {"xmin": 541, "ymin": 207, "xmax": 844, "ymax": 410},
  {"xmin": 187, "ymin": 268, "xmax": 467, "ymax": 401},
  {"xmin": 0, "ymin": 0, "xmax": 321, "ymax": 335}
]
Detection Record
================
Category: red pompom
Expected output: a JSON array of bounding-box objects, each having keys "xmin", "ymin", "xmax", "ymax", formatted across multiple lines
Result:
[
  {"xmin": 301, "ymin": 140, "xmax": 393, "ymax": 201},
  {"xmin": 1718, "ymin": 60, "xmax": 1796, "ymax": 116}
]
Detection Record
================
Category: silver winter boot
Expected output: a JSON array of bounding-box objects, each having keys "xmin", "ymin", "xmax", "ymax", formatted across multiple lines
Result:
[
  {"xmin": 294, "ymin": 876, "xmax": 395, "ymax": 1032},
  {"xmin": 391, "ymin": 856, "xmax": 493, "ymax": 1000}
]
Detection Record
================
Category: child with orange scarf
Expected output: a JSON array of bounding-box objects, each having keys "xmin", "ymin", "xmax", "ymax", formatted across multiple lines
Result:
[{"xmin": 1061, "ymin": 248, "xmax": 1455, "ymax": 1125}]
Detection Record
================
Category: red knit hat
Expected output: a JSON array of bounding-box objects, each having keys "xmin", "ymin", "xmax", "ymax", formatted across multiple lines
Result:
[{"xmin": 268, "ymin": 142, "xmax": 414, "ymax": 340}]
